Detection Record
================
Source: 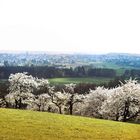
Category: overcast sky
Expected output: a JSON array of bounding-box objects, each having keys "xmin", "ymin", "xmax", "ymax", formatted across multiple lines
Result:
[{"xmin": 0, "ymin": 0, "xmax": 140, "ymax": 54}]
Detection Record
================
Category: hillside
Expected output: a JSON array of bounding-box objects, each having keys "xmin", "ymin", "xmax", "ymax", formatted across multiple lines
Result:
[{"xmin": 0, "ymin": 109, "xmax": 140, "ymax": 140}]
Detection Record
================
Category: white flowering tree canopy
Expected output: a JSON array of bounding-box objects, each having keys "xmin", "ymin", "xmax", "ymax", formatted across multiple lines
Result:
[
  {"xmin": 82, "ymin": 87, "xmax": 108, "ymax": 117},
  {"xmin": 31, "ymin": 93, "xmax": 51, "ymax": 111},
  {"xmin": 101, "ymin": 79, "xmax": 140, "ymax": 121},
  {"xmin": 36, "ymin": 78, "xmax": 49, "ymax": 91},
  {"xmin": 9, "ymin": 72, "xmax": 36, "ymax": 93},
  {"xmin": 8, "ymin": 72, "xmax": 36, "ymax": 108},
  {"xmin": 2, "ymin": 72, "xmax": 140, "ymax": 122},
  {"xmin": 65, "ymin": 83, "xmax": 76, "ymax": 94},
  {"xmin": 64, "ymin": 83, "xmax": 85, "ymax": 115}
]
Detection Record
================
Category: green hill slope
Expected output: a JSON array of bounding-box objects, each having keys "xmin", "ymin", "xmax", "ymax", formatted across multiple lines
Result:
[{"xmin": 0, "ymin": 108, "xmax": 140, "ymax": 140}]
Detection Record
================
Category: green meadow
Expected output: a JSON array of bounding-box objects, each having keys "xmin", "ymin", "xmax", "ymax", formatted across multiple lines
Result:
[
  {"xmin": 48, "ymin": 77, "xmax": 113, "ymax": 85},
  {"xmin": 0, "ymin": 108, "xmax": 140, "ymax": 140}
]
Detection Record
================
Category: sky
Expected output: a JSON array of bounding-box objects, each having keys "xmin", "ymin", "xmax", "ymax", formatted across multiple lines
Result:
[{"xmin": 0, "ymin": 0, "xmax": 140, "ymax": 54}]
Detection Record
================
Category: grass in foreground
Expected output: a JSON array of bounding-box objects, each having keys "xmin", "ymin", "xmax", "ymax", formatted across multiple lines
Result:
[
  {"xmin": 0, "ymin": 108, "xmax": 140, "ymax": 140},
  {"xmin": 48, "ymin": 77, "xmax": 113, "ymax": 85}
]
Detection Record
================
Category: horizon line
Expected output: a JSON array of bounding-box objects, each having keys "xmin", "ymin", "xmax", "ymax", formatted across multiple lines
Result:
[{"xmin": 0, "ymin": 50, "xmax": 140, "ymax": 55}]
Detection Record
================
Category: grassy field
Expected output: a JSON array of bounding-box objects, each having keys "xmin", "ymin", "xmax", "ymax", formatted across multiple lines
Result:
[
  {"xmin": 0, "ymin": 79, "xmax": 8, "ymax": 83},
  {"xmin": 0, "ymin": 108, "xmax": 140, "ymax": 140},
  {"xmin": 48, "ymin": 77, "xmax": 113, "ymax": 85},
  {"xmin": 0, "ymin": 77, "xmax": 113, "ymax": 86}
]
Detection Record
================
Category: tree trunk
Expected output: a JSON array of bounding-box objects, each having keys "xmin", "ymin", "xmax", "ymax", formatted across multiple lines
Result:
[
  {"xmin": 59, "ymin": 106, "xmax": 62, "ymax": 114},
  {"xmin": 122, "ymin": 101, "xmax": 130, "ymax": 122},
  {"xmin": 15, "ymin": 99, "xmax": 18, "ymax": 109},
  {"xmin": 38, "ymin": 105, "xmax": 41, "ymax": 111},
  {"xmin": 69, "ymin": 103, "xmax": 73, "ymax": 115},
  {"xmin": 127, "ymin": 111, "xmax": 140, "ymax": 121},
  {"xmin": 18, "ymin": 98, "xmax": 22, "ymax": 109},
  {"xmin": 69, "ymin": 95, "xmax": 74, "ymax": 115},
  {"xmin": 48, "ymin": 106, "xmax": 51, "ymax": 112},
  {"xmin": 115, "ymin": 113, "xmax": 119, "ymax": 121}
]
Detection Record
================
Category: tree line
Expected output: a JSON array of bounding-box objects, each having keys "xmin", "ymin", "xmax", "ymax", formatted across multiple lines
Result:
[
  {"xmin": 0, "ymin": 66, "xmax": 116, "ymax": 79},
  {"xmin": 0, "ymin": 75, "xmax": 125, "ymax": 98},
  {"xmin": 124, "ymin": 69, "xmax": 140, "ymax": 79},
  {"xmin": 0, "ymin": 73, "xmax": 140, "ymax": 122}
]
